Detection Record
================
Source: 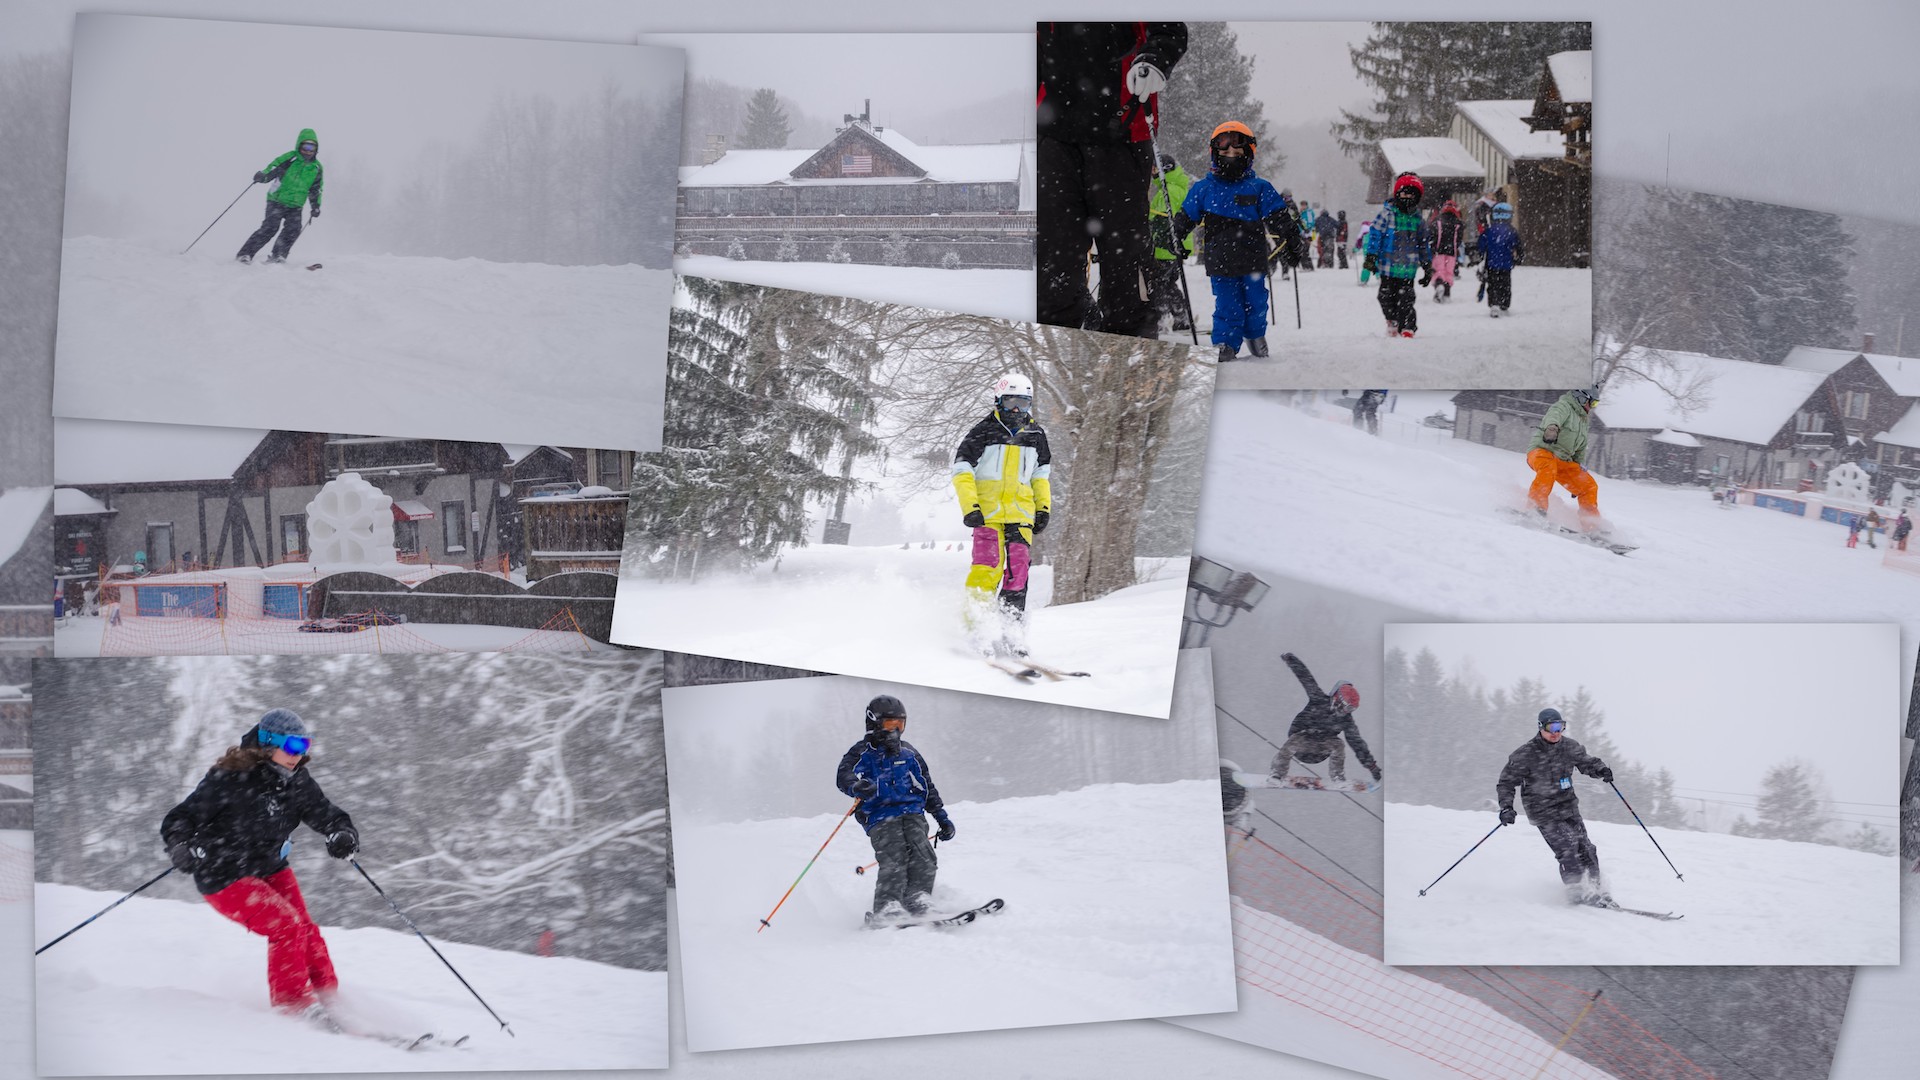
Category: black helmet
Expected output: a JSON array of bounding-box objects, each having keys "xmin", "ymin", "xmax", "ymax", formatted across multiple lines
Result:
[
  {"xmin": 865, "ymin": 694, "xmax": 907, "ymax": 733},
  {"xmin": 1157, "ymin": 153, "xmax": 1177, "ymax": 174},
  {"xmin": 1538, "ymin": 707, "xmax": 1564, "ymax": 729}
]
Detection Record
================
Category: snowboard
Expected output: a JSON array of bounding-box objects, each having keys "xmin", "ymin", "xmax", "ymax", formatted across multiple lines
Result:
[
  {"xmin": 1502, "ymin": 507, "xmax": 1636, "ymax": 556},
  {"xmin": 1233, "ymin": 770, "xmax": 1379, "ymax": 793}
]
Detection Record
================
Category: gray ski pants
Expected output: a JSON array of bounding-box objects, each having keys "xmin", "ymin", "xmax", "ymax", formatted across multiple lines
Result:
[{"xmin": 867, "ymin": 813, "xmax": 937, "ymax": 915}]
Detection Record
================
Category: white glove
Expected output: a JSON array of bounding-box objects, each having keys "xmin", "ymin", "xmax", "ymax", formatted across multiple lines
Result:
[{"xmin": 1126, "ymin": 60, "xmax": 1167, "ymax": 102}]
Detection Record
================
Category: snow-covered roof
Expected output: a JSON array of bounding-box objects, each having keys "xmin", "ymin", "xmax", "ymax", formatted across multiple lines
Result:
[
  {"xmin": 1876, "ymin": 403, "xmax": 1920, "ymax": 450},
  {"xmin": 875, "ymin": 129, "xmax": 1025, "ymax": 183},
  {"xmin": 679, "ymin": 148, "xmax": 816, "ymax": 187},
  {"xmin": 54, "ymin": 418, "xmax": 267, "ymax": 486},
  {"xmin": 1651, "ymin": 428, "xmax": 1703, "ymax": 447},
  {"xmin": 1379, "ymin": 137, "xmax": 1486, "ymax": 180},
  {"xmin": 1598, "ymin": 349, "xmax": 1830, "ymax": 445},
  {"xmin": 0, "ymin": 488, "xmax": 52, "ymax": 567},
  {"xmin": 502, "ymin": 443, "xmax": 569, "ymax": 466},
  {"xmin": 1547, "ymin": 51, "xmax": 1592, "ymax": 104},
  {"xmin": 1781, "ymin": 344, "xmax": 1920, "ymax": 397},
  {"xmin": 0, "ymin": 685, "xmax": 26, "ymax": 701},
  {"xmin": 679, "ymin": 126, "xmax": 1027, "ymax": 188},
  {"xmin": 1453, "ymin": 100, "xmax": 1565, "ymax": 161},
  {"xmin": 53, "ymin": 488, "xmax": 113, "ymax": 517}
]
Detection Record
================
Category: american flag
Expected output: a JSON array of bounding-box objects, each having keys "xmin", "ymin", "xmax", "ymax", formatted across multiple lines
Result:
[{"xmin": 842, "ymin": 153, "xmax": 873, "ymax": 175}]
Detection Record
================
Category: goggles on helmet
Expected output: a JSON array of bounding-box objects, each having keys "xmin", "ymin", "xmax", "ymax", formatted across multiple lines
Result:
[{"xmin": 1542, "ymin": 720, "xmax": 1566, "ymax": 734}]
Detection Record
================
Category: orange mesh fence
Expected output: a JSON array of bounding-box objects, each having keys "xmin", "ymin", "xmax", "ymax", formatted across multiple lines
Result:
[
  {"xmin": 99, "ymin": 607, "xmax": 595, "ymax": 657},
  {"xmin": 0, "ymin": 833, "xmax": 28, "ymax": 903},
  {"xmin": 1226, "ymin": 827, "xmax": 1718, "ymax": 1080},
  {"xmin": 1882, "ymin": 544, "xmax": 1920, "ymax": 577}
]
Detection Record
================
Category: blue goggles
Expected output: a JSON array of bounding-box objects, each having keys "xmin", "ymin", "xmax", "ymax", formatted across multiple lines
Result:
[
  {"xmin": 299, "ymin": 142, "xmax": 317, "ymax": 153},
  {"xmin": 1543, "ymin": 721, "xmax": 1566, "ymax": 734},
  {"xmin": 260, "ymin": 730, "xmax": 311, "ymax": 755}
]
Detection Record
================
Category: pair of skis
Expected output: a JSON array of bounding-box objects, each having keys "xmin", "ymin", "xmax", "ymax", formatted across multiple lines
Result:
[
  {"xmin": 866, "ymin": 898, "xmax": 1006, "ymax": 930},
  {"xmin": 982, "ymin": 654, "xmax": 1091, "ymax": 682},
  {"xmin": 1231, "ymin": 770, "xmax": 1379, "ymax": 793},
  {"xmin": 1577, "ymin": 896, "xmax": 1683, "ymax": 921}
]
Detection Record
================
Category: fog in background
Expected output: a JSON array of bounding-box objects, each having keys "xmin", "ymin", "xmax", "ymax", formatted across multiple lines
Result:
[
  {"xmin": 662, "ymin": 652, "xmax": 1216, "ymax": 828},
  {"xmin": 1231, "ymin": 22, "xmax": 1376, "ymax": 218},
  {"xmin": 61, "ymin": 15, "xmax": 682, "ymax": 266},
  {"xmin": 644, "ymin": 32, "xmax": 1030, "ymax": 157}
]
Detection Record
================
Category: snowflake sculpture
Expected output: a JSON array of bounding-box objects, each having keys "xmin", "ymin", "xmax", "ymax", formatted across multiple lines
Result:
[{"xmin": 305, "ymin": 472, "xmax": 396, "ymax": 564}]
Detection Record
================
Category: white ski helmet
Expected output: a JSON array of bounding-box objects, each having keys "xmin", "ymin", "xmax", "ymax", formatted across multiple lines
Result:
[{"xmin": 992, "ymin": 371, "xmax": 1035, "ymax": 421}]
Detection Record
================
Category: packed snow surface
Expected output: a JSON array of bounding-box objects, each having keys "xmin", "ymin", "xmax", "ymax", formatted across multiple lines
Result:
[
  {"xmin": 614, "ymin": 545, "xmax": 1188, "ymax": 718},
  {"xmin": 672, "ymin": 781, "xmax": 1237, "ymax": 1051},
  {"xmin": 53, "ymin": 237, "xmax": 670, "ymax": 451},
  {"xmin": 32, "ymin": 880, "xmax": 666, "ymax": 1073},
  {"xmin": 675, "ymin": 254, "xmax": 1034, "ymax": 322},
  {"xmin": 1384, "ymin": 802, "xmax": 1899, "ymax": 965},
  {"xmin": 1191, "ymin": 262, "xmax": 1590, "ymax": 389}
]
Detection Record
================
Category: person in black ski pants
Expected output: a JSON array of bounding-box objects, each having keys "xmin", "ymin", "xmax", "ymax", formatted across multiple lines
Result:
[
  {"xmin": 160, "ymin": 708, "xmax": 358, "ymax": 1024},
  {"xmin": 1497, "ymin": 708, "xmax": 1614, "ymax": 903},
  {"xmin": 1270, "ymin": 652, "xmax": 1382, "ymax": 785},
  {"xmin": 836, "ymin": 695, "xmax": 956, "ymax": 926},
  {"xmin": 1037, "ymin": 22, "xmax": 1188, "ymax": 337}
]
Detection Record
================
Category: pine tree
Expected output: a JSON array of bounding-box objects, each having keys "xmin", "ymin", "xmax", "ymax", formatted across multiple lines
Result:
[
  {"xmin": 1333, "ymin": 23, "xmax": 1592, "ymax": 163},
  {"xmin": 1160, "ymin": 23, "xmax": 1277, "ymax": 183},
  {"xmin": 737, "ymin": 87, "xmax": 792, "ymax": 150},
  {"xmin": 1738, "ymin": 760, "xmax": 1833, "ymax": 842},
  {"xmin": 1842, "ymin": 820, "xmax": 1895, "ymax": 855}
]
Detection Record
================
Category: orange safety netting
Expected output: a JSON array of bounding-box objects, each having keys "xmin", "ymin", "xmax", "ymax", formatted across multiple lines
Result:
[
  {"xmin": 99, "ymin": 607, "xmax": 596, "ymax": 657},
  {"xmin": 1227, "ymin": 826, "xmax": 1718, "ymax": 1080},
  {"xmin": 0, "ymin": 837, "xmax": 28, "ymax": 903}
]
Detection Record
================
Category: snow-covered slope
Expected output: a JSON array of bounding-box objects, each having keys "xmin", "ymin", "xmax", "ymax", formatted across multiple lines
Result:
[
  {"xmin": 673, "ymin": 781, "xmax": 1237, "ymax": 1052},
  {"xmin": 614, "ymin": 546, "xmax": 1189, "ymax": 718},
  {"xmin": 1383, "ymin": 802, "xmax": 1899, "ymax": 965},
  {"xmin": 1197, "ymin": 394, "xmax": 1920, "ymax": 685},
  {"xmin": 1828, "ymin": 869, "xmax": 1920, "ymax": 1077},
  {"xmin": 52, "ymin": 237, "xmax": 670, "ymax": 451},
  {"xmin": 676, "ymin": 254, "xmax": 1033, "ymax": 322},
  {"xmin": 1182, "ymin": 262, "xmax": 1590, "ymax": 389},
  {"xmin": 33, "ymin": 880, "xmax": 666, "ymax": 1074}
]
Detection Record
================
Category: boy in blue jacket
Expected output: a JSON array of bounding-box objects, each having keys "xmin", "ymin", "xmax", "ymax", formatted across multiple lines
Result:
[
  {"xmin": 1363, "ymin": 172, "xmax": 1434, "ymax": 337},
  {"xmin": 1173, "ymin": 121, "xmax": 1304, "ymax": 362},
  {"xmin": 1477, "ymin": 202, "xmax": 1527, "ymax": 317},
  {"xmin": 836, "ymin": 695, "xmax": 956, "ymax": 926}
]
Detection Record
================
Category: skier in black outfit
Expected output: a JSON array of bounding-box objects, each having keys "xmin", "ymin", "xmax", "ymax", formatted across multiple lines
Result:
[
  {"xmin": 1037, "ymin": 22, "xmax": 1188, "ymax": 338},
  {"xmin": 1220, "ymin": 759, "xmax": 1253, "ymax": 834},
  {"xmin": 835, "ymin": 695, "xmax": 956, "ymax": 926},
  {"xmin": 1352, "ymin": 389, "xmax": 1386, "ymax": 435},
  {"xmin": 1270, "ymin": 652, "xmax": 1382, "ymax": 785},
  {"xmin": 160, "ymin": 708, "xmax": 358, "ymax": 1022},
  {"xmin": 1497, "ymin": 708, "xmax": 1615, "ymax": 904}
]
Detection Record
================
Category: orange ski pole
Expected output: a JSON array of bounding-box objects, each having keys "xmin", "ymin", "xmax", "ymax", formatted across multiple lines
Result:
[{"xmin": 759, "ymin": 801, "xmax": 859, "ymax": 932}]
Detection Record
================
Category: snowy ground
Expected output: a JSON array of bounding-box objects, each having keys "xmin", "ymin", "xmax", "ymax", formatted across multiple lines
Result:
[
  {"xmin": 1383, "ymin": 802, "xmax": 1900, "ymax": 966},
  {"xmin": 1179, "ymin": 261, "xmax": 1590, "ymax": 390},
  {"xmin": 671, "ymin": 781, "xmax": 1237, "ymax": 1052},
  {"xmin": 613, "ymin": 545, "xmax": 1189, "ymax": 719},
  {"xmin": 1829, "ymin": 868, "xmax": 1920, "ymax": 1078},
  {"xmin": 52, "ymin": 237, "xmax": 671, "ymax": 451},
  {"xmin": 1196, "ymin": 393, "xmax": 1920, "ymax": 689},
  {"xmin": 32, "ymin": 880, "xmax": 666, "ymax": 1074},
  {"xmin": 676, "ymin": 254, "xmax": 1033, "ymax": 322},
  {"xmin": 54, "ymin": 613, "xmax": 612, "ymax": 656}
]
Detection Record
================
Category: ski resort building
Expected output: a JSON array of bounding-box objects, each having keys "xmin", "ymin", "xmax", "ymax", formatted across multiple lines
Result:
[
  {"xmin": 1450, "ymin": 95, "xmax": 1591, "ymax": 265},
  {"xmin": 0, "ymin": 487, "xmax": 54, "ymax": 672},
  {"xmin": 1780, "ymin": 339, "xmax": 1920, "ymax": 499},
  {"xmin": 676, "ymin": 106, "xmax": 1034, "ymax": 268},
  {"xmin": 1366, "ymin": 137, "xmax": 1484, "ymax": 208}
]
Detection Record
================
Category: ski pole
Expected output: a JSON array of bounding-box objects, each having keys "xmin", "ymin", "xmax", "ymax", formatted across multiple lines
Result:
[
  {"xmin": 349, "ymin": 857, "xmax": 515, "ymax": 1037},
  {"xmin": 35, "ymin": 866, "xmax": 173, "ymax": 954},
  {"xmin": 183, "ymin": 179, "xmax": 258, "ymax": 255},
  {"xmin": 1418, "ymin": 820, "xmax": 1506, "ymax": 896},
  {"xmin": 1292, "ymin": 254, "xmax": 1302, "ymax": 329},
  {"xmin": 760, "ymin": 801, "xmax": 858, "ymax": 931},
  {"xmin": 1608, "ymin": 781, "xmax": 1685, "ymax": 881},
  {"xmin": 1142, "ymin": 109, "xmax": 1199, "ymax": 345}
]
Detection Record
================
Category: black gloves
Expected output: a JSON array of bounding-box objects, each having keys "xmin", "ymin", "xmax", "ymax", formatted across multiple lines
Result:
[
  {"xmin": 935, "ymin": 815, "xmax": 956, "ymax": 842},
  {"xmin": 1369, "ymin": 764, "xmax": 1383, "ymax": 781},
  {"xmin": 253, "ymin": 171, "xmax": 266, "ymax": 184},
  {"xmin": 963, "ymin": 509, "xmax": 986, "ymax": 529},
  {"xmin": 849, "ymin": 777, "xmax": 878, "ymax": 800},
  {"xmin": 325, "ymin": 828, "xmax": 359, "ymax": 859},
  {"xmin": 1149, "ymin": 216, "xmax": 1175, "ymax": 253},
  {"xmin": 1363, "ymin": 254, "xmax": 1378, "ymax": 274},
  {"xmin": 168, "ymin": 842, "xmax": 206, "ymax": 873},
  {"xmin": 1499, "ymin": 807, "xmax": 1517, "ymax": 826},
  {"xmin": 1596, "ymin": 766, "xmax": 1614, "ymax": 784},
  {"xmin": 310, "ymin": 208, "xmax": 320, "ymax": 220},
  {"xmin": 1418, "ymin": 264, "xmax": 1433, "ymax": 287},
  {"xmin": 1032, "ymin": 510, "xmax": 1050, "ymax": 535}
]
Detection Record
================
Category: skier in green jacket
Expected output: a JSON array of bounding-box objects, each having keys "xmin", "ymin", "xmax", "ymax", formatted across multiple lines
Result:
[{"xmin": 237, "ymin": 128, "xmax": 324, "ymax": 264}]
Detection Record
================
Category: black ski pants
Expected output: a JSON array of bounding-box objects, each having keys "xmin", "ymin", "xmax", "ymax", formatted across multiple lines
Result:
[
  {"xmin": 239, "ymin": 202, "xmax": 305, "ymax": 262},
  {"xmin": 1377, "ymin": 276, "xmax": 1418, "ymax": 332},
  {"xmin": 1534, "ymin": 814, "xmax": 1601, "ymax": 885},
  {"xmin": 1038, "ymin": 135, "xmax": 1157, "ymax": 338},
  {"xmin": 1485, "ymin": 267, "xmax": 1513, "ymax": 310},
  {"xmin": 867, "ymin": 813, "xmax": 937, "ymax": 915},
  {"xmin": 1273, "ymin": 732, "xmax": 1346, "ymax": 781}
]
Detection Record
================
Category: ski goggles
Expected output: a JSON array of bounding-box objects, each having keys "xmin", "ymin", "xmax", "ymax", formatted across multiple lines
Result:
[
  {"xmin": 1542, "ymin": 721, "xmax": 1566, "ymax": 734},
  {"xmin": 260, "ymin": 730, "xmax": 311, "ymax": 755},
  {"xmin": 299, "ymin": 142, "xmax": 317, "ymax": 153},
  {"xmin": 875, "ymin": 717, "xmax": 906, "ymax": 733},
  {"xmin": 998, "ymin": 395, "xmax": 1033, "ymax": 412},
  {"xmin": 1209, "ymin": 133, "xmax": 1251, "ymax": 152}
]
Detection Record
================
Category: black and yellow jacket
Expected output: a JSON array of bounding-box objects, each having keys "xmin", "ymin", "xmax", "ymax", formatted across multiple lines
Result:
[{"xmin": 952, "ymin": 410, "xmax": 1052, "ymax": 527}]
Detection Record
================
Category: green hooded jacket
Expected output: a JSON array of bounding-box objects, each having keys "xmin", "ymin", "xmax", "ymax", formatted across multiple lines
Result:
[
  {"xmin": 261, "ymin": 128, "xmax": 324, "ymax": 211},
  {"xmin": 1529, "ymin": 392, "xmax": 1594, "ymax": 464},
  {"xmin": 1149, "ymin": 165, "xmax": 1195, "ymax": 262}
]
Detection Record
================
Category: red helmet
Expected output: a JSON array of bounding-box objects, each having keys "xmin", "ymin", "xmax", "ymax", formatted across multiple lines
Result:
[
  {"xmin": 1392, "ymin": 173, "xmax": 1425, "ymax": 198},
  {"xmin": 1332, "ymin": 681, "xmax": 1360, "ymax": 711}
]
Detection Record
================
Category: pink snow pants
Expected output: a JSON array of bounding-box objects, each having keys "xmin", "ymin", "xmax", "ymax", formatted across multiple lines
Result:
[
  {"xmin": 968, "ymin": 525, "xmax": 1030, "ymax": 595},
  {"xmin": 204, "ymin": 867, "xmax": 338, "ymax": 1010},
  {"xmin": 1432, "ymin": 254, "xmax": 1457, "ymax": 287}
]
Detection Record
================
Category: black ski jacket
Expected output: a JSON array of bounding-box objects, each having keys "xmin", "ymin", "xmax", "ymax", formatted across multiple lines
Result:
[
  {"xmin": 1281, "ymin": 653, "xmax": 1380, "ymax": 772},
  {"xmin": 161, "ymin": 759, "xmax": 354, "ymax": 895},
  {"xmin": 1497, "ymin": 734, "xmax": 1608, "ymax": 824},
  {"xmin": 1038, "ymin": 22, "xmax": 1189, "ymax": 145}
]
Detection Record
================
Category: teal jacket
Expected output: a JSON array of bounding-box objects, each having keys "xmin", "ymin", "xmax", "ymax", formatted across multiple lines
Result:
[
  {"xmin": 261, "ymin": 128, "xmax": 324, "ymax": 211},
  {"xmin": 1530, "ymin": 392, "xmax": 1594, "ymax": 464}
]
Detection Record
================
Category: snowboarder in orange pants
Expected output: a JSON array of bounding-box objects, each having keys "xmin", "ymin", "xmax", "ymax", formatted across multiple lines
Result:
[{"xmin": 1528, "ymin": 387, "xmax": 1602, "ymax": 523}]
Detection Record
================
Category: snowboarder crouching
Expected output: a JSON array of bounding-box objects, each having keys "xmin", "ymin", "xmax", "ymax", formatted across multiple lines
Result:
[
  {"xmin": 160, "ymin": 708, "xmax": 358, "ymax": 1025},
  {"xmin": 1496, "ymin": 708, "xmax": 1614, "ymax": 904},
  {"xmin": 1172, "ymin": 121, "xmax": 1304, "ymax": 363},
  {"xmin": 237, "ymin": 128, "xmax": 324, "ymax": 264},
  {"xmin": 1270, "ymin": 652, "xmax": 1382, "ymax": 786},
  {"xmin": 836, "ymin": 695, "xmax": 955, "ymax": 927},
  {"xmin": 1477, "ymin": 202, "xmax": 1526, "ymax": 316},
  {"xmin": 1528, "ymin": 387, "xmax": 1604, "ymax": 528},
  {"xmin": 952, "ymin": 372, "xmax": 1053, "ymax": 658}
]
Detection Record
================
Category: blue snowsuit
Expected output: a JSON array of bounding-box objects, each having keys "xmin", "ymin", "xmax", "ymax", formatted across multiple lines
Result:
[
  {"xmin": 1175, "ymin": 169, "xmax": 1299, "ymax": 352},
  {"xmin": 838, "ymin": 736, "xmax": 951, "ymax": 917},
  {"xmin": 1477, "ymin": 222, "xmax": 1525, "ymax": 270}
]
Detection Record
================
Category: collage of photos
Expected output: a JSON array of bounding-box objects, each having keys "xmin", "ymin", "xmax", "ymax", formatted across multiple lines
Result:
[{"xmin": 0, "ymin": 5, "xmax": 1915, "ymax": 1080}]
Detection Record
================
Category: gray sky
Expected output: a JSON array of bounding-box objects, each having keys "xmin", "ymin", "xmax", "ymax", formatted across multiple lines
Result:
[
  {"xmin": 1234, "ymin": 22, "xmax": 1372, "ymax": 126},
  {"xmin": 1384, "ymin": 623, "xmax": 1903, "ymax": 805}
]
